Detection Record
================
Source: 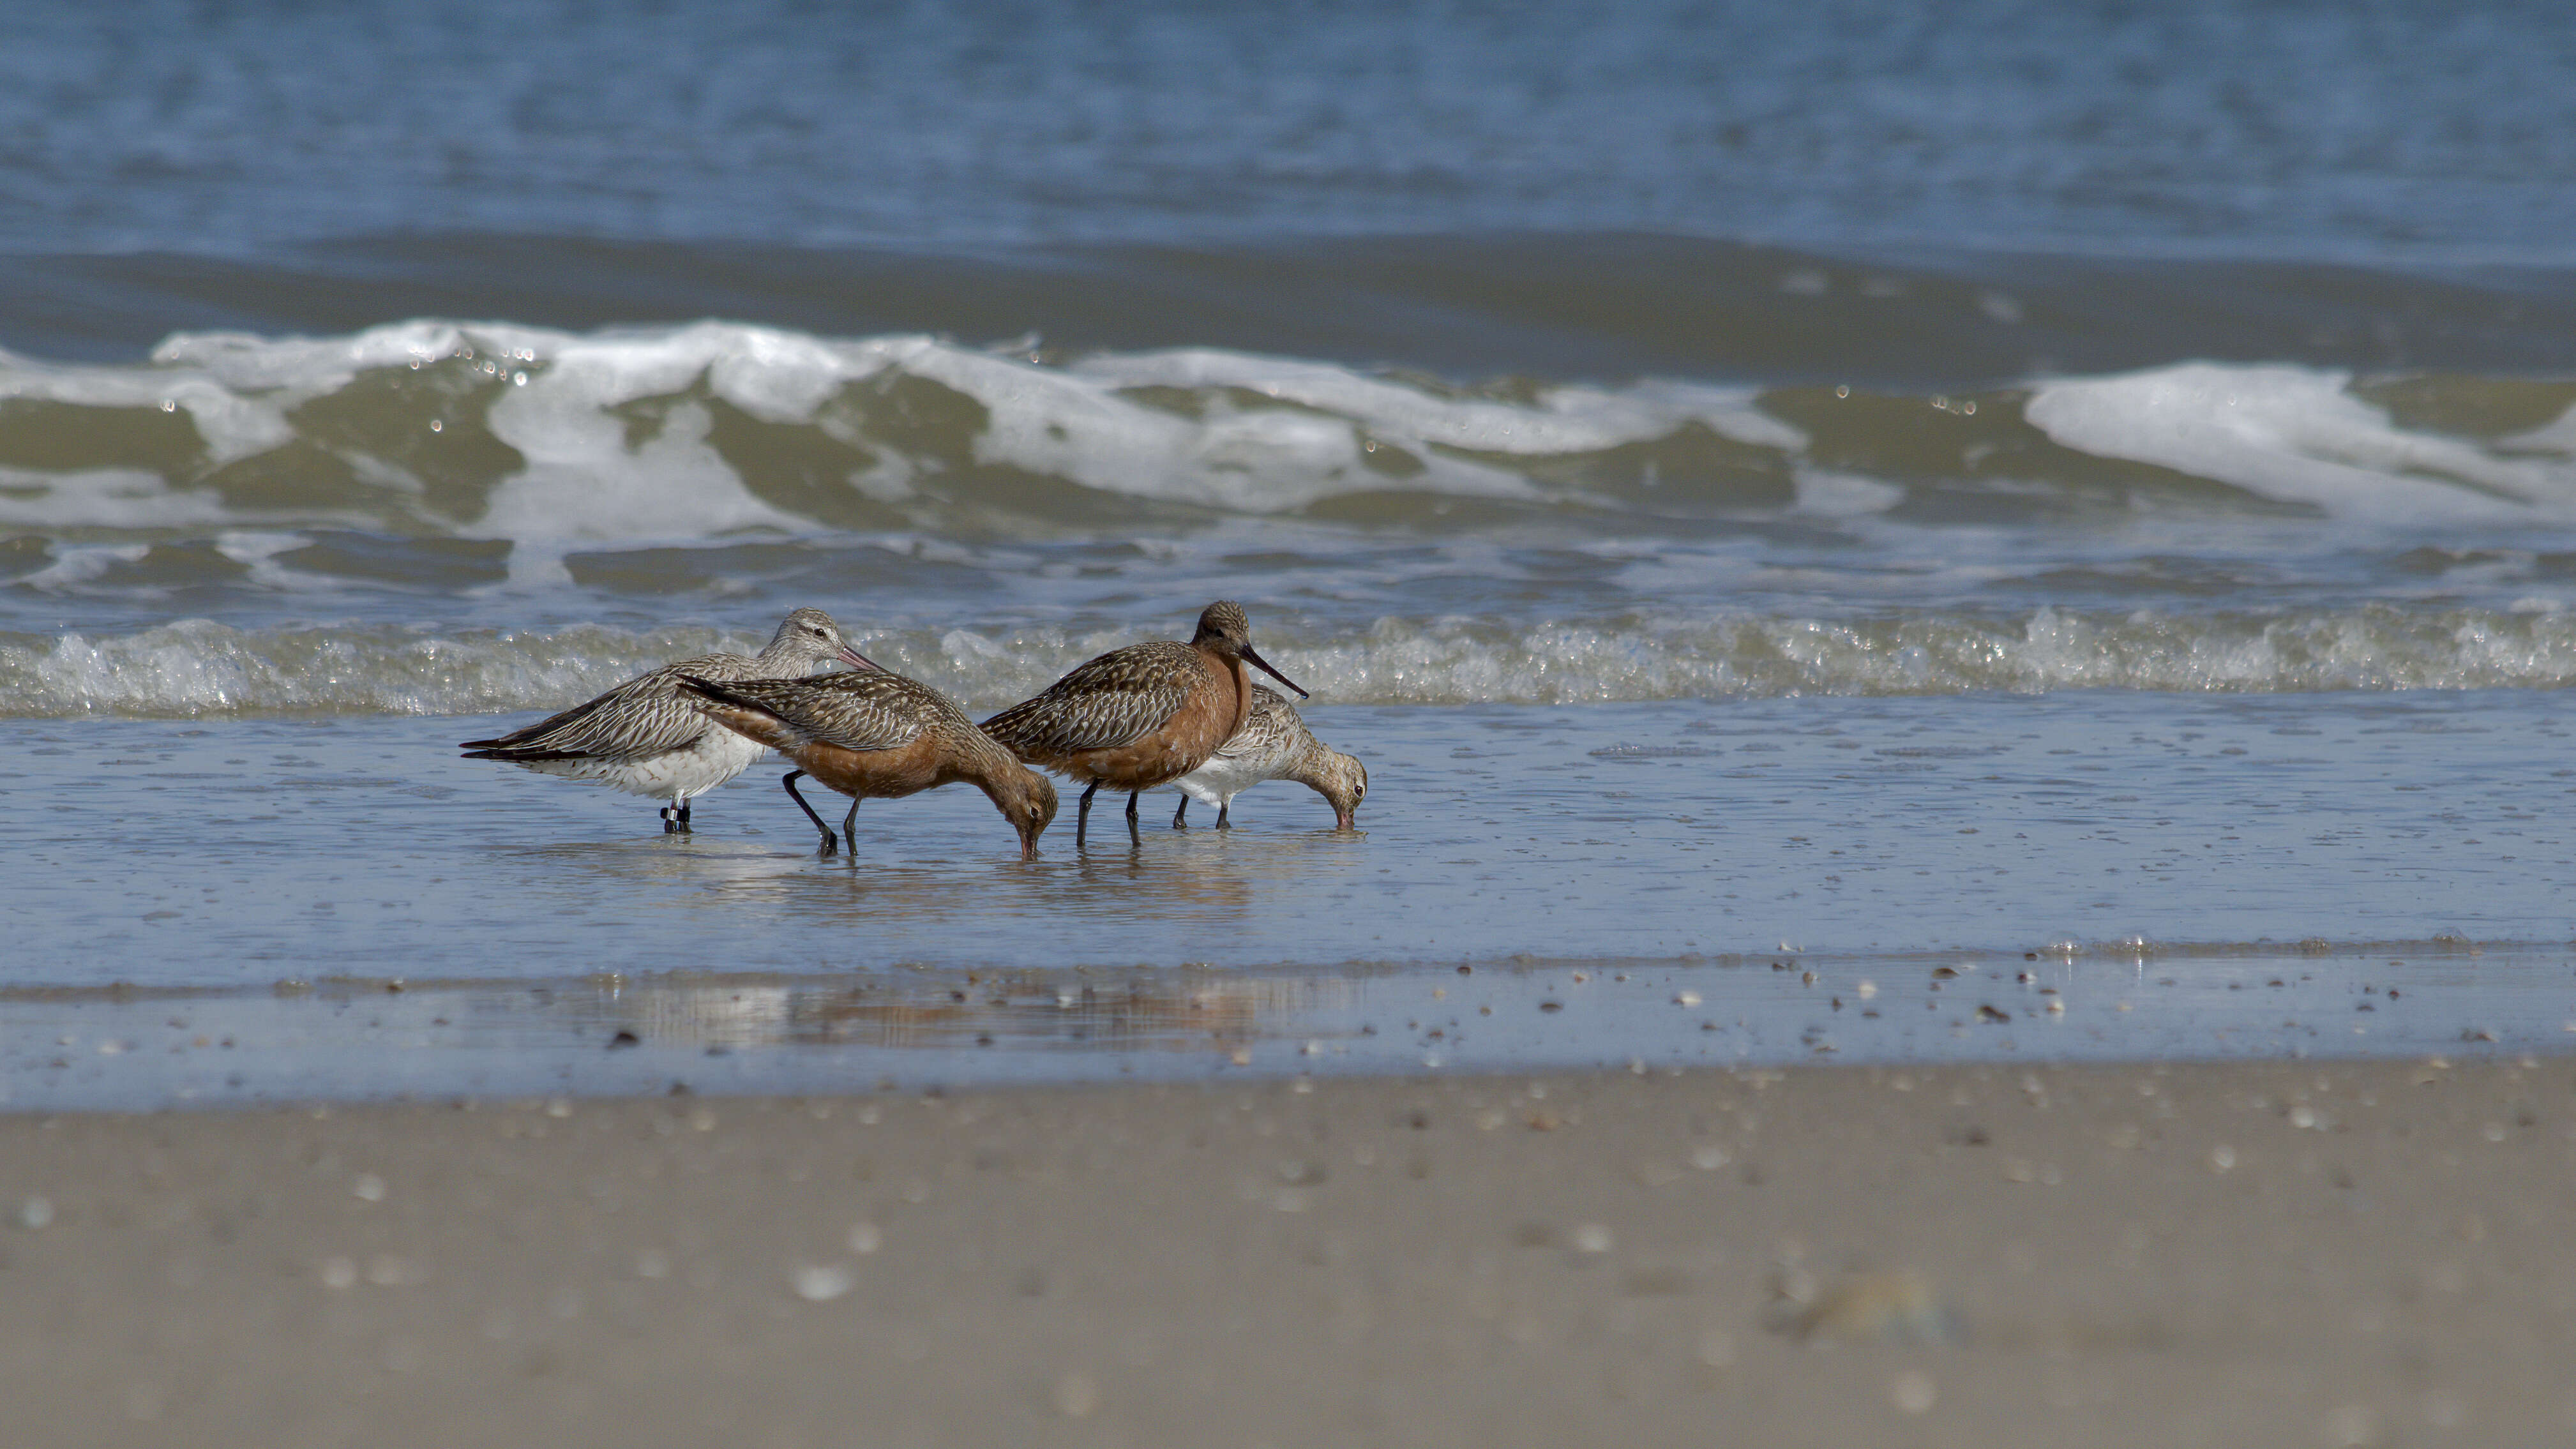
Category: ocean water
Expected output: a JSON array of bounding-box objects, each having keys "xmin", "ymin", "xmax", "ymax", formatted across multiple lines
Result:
[{"xmin": 10, "ymin": 0, "xmax": 2576, "ymax": 1104}]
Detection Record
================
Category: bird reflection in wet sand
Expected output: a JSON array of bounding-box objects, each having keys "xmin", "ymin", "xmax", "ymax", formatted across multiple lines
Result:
[
  {"xmin": 459, "ymin": 607, "xmax": 877, "ymax": 834},
  {"xmin": 677, "ymin": 667, "xmax": 1057, "ymax": 859},
  {"xmin": 983, "ymin": 601, "xmax": 1307, "ymax": 846},
  {"xmin": 1169, "ymin": 684, "xmax": 1367, "ymax": 830},
  {"xmin": 596, "ymin": 972, "xmax": 1357, "ymax": 1057}
]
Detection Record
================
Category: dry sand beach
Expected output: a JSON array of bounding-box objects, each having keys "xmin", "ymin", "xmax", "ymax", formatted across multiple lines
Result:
[{"xmin": 6, "ymin": 1057, "xmax": 2570, "ymax": 1448}]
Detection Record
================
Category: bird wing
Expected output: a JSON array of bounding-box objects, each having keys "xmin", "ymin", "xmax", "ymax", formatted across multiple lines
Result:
[
  {"xmin": 683, "ymin": 672, "xmax": 930, "ymax": 755},
  {"xmin": 982, "ymin": 643, "xmax": 1203, "ymax": 757},
  {"xmin": 459, "ymin": 657, "xmax": 737, "ymax": 763},
  {"xmin": 1210, "ymin": 684, "xmax": 1299, "ymax": 763}
]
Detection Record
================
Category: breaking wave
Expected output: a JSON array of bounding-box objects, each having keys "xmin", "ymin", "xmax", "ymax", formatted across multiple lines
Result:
[
  {"xmin": 6, "ymin": 320, "xmax": 2576, "ymax": 577},
  {"xmin": 0, "ymin": 320, "xmax": 1796, "ymax": 567},
  {"xmin": 13, "ymin": 320, "xmax": 2576, "ymax": 718}
]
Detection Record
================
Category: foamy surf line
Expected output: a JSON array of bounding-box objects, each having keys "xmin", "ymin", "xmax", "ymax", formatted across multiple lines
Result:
[
  {"xmin": 5, "ymin": 320, "xmax": 2576, "ymax": 562},
  {"xmin": 0, "ymin": 322, "xmax": 1791, "ymax": 560},
  {"xmin": 11, "ymin": 605, "xmax": 2576, "ymax": 717}
]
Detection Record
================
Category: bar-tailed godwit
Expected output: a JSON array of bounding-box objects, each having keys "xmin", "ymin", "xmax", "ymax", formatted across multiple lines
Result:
[
  {"xmin": 981, "ymin": 601, "xmax": 1307, "ymax": 846},
  {"xmin": 458, "ymin": 608, "xmax": 876, "ymax": 833},
  {"xmin": 677, "ymin": 668, "xmax": 1058, "ymax": 859},
  {"xmin": 1168, "ymin": 684, "xmax": 1367, "ymax": 830}
]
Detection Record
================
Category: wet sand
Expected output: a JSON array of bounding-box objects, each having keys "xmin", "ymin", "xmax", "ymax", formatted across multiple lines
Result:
[{"xmin": 4, "ymin": 1056, "xmax": 2570, "ymax": 1446}]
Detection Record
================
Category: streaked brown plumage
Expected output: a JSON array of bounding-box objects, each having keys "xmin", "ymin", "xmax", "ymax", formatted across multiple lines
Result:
[
  {"xmin": 677, "ymin": 667, "xmax": 1058, "ymax": 859},
  {"xmin": 1169, "ymin": 684, "xmax": 1368, "ymax": 830},
  {"xmin": 458, "ymin": 606, "xmax": 877, "ymax": 834},
  {"xmin": 981, "ymin": 601, "xmax": 1307, "ymax": 845}
]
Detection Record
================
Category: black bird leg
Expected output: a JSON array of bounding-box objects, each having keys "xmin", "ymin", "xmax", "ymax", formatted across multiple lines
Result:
[
  {"xmin": 1216, "ymin": 802, "xmax": 1230, "ymax": 829},
  {"xmin": 1076, "ymin": 781, "xmax": 1101, "ymax": 847},
  {"xmin": 841, "ymin": 796, "xmax": 861, "ymax": 848},
  {"xmin": 659, "ymin": 802, "xmax": 681, "ymax": 834},
  {"xmin": 677, "ymin": 799, "xmax": 693, "ymax": 833},
  {"xmin": 782, "ymin": 770, "xmax": 838, "ymax": 854},
  {"xmin": 1126, "ymin": 790, "xmax": 1141, "ymax": 842},
  {"xmin": 1172, "ymin": 795, "xmax": 1189, "ymax": 829}
]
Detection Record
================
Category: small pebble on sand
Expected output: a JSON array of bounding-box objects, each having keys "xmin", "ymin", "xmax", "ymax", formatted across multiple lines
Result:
[
  {"xmin": 793, "ymin": 1264, "xmax": 854, "ymax": 1302},
  {"xmin": 1890, "ymin": 1370, "xmax": 1938, "ymax": 1415}
]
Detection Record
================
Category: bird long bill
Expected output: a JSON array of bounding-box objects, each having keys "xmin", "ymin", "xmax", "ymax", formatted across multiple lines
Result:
[
  {"xmin": 837, "ymin": 645, "xmax": 885, "ymax": 672},
  {"xmin": 1239, "ymin": 644, "xmax": 1309, "ymax": 699}
]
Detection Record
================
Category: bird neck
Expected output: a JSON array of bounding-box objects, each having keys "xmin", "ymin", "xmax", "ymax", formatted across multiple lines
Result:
[
  {"xmin": 1199, "ymin": 645, "xmax": 1254, "ymax": 739},
  {"xmin": 954, "ymin": 724, "xmax": 1024, "ymax": 789},
  {"xmin": 1280, "ymin": 735, "xmax": 1332, "ymax": 788},
  {"xmin": 963, "ymin": 753, "xmax": 1036, "ymax": 815}
]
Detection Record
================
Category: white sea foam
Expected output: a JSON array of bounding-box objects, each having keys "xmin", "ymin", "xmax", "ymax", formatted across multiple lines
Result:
[
  {"xmin": 2499, "ymin": 400, "xmax": 2576, "ymax": 455},
  {"xmin": 1069, "ymin": 349, "xmax": 1805, "ymax": 455},
  {"xmin": 13, "ymin": 323, "xmax": 1784, "ymax": 535},
  {"xmin": 2024, "ymin": 363, "xmax": 2576, "ymax": 524},
  {"xmin": 7, "ymin": 329, "xmax": 2574, "ymax": 555},
  {"xmin": 0, "ymin": 343, "xmax": 298, "ymax": 466},
  {"xmin": 1791, "ymin": 469, "xmax": 1905, "ymax": 518},
  {"xmin": 13, "ymin": 606, "xmax": 2576, "ymax": 719},
  {"xmin": 0, "ymin": 469, "xmax": 237, "ymax": 531}
]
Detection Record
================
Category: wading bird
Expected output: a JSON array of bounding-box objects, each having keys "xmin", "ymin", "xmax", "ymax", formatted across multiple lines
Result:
[
  {"xmin": 1169, "ymin": 684, "xmax": 1367, "ymax": 830},
  {"xmin": 459, "ymin": 608, "xmax": 875, "ymax": 833},
  {"xmin": 981, "ymin": 601, "xmax": 1307, "ymax": 846},
  {"xmin": 678, "ymin": 668, "xmax": 1058, "ymax": 859}
]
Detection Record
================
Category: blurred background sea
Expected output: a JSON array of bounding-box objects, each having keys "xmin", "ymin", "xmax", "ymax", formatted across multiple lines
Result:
[{"xmin": 12, "ymin": 0, "xmax": 2576, "ymax": 712}]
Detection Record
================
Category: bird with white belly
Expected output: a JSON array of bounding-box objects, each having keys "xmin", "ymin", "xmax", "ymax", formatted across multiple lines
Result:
[
  {"xmin": 458, "ymin": 607, "xmax": 876, "ymax": 833},
  {"xmin": 1168, "ymin": 684, "xmax": 1367, "ymax": 830}
]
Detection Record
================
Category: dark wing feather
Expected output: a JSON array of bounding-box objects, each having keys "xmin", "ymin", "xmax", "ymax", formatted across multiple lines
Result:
[
  {"xmin": 1210, "ymin": 685, "xmax": 1298, "ymax": 763},
  {"xmin": 682, "ymin": 672, "xmax": 931, "ymax": 755},
  {"xmin": 460, "ymin": 654, "xmax": 741, "ymax": 763},
  {"xmin": 981, "ymin": 642, "xmax": 1203, "ymax": 758}
]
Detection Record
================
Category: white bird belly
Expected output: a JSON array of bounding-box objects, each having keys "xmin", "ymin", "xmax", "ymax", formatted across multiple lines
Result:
[
  {"xmin": 514, "ymin": 730, "xmax": 768, "ymax": 801},
  {"xmin": 1171, "ymin": 749, "xmax": 1276, "ymax": 808}
]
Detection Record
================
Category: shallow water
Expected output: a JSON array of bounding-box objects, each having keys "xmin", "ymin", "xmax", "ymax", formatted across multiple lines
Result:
[{"xmin": 8, "ymin": 691, "xmax": 2573, "ymax": 1108}]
